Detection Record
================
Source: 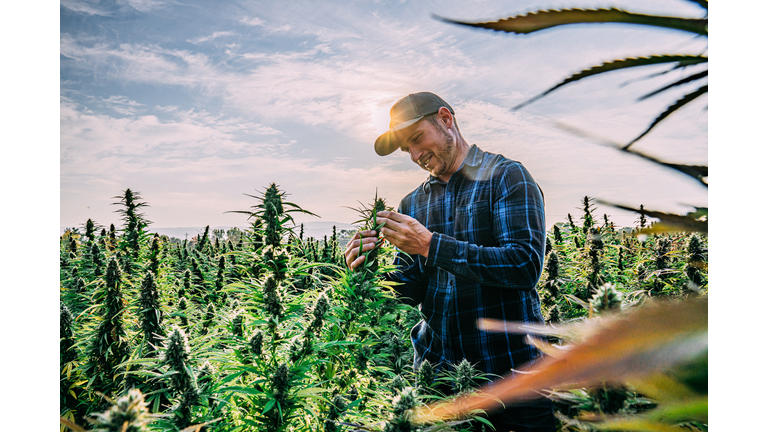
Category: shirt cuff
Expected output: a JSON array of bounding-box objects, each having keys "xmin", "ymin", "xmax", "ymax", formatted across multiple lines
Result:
[{"xmin": 426, "ymin": 232, "xmax": 457, "ymax": 268}]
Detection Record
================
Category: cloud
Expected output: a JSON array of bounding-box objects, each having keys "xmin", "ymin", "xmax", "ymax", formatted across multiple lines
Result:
[
  {"xmin": 99, "ymin": 95, "xmax": 144, "ymax": 115},
  {"xmin": 59, "ymin": 99, "xmax": 425, "ymax": 227},
  {"xmin": 120, "ymin": 0, "xmax": 165, "ymax": 12},
  {"xmin": 60, "ymin": 17, "xmax": 486, "ymax": 148},
  {"xmin": 60, "ymin": 99, "xmax": 286, "ymax": 172},
  {"xmin": 187, "ymin": 31, "xmax": 238, "ymax": 45},
  {"xmin": 240, "ymin": 16, "xmax": 265, "ymax": 26},
  {"xmin": 60, "ymin": 35, "xmax": 226, "ymax": 92},
  {"xmin": 60, "ymin": 0, "xmax": 112, "ymax": 16}
]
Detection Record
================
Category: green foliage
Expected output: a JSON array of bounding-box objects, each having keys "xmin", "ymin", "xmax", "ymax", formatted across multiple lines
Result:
[
  {"xmin": 86, "ymin": 389, "xmax": 153, "ymax": 432},
  {"xmin": 112, "ymin": 189, "xmax": 151, "ymax": 263},
  {"xmin": 61, "ymin": 187, "xmax": 707, "ymax": 432},
  {"xmin": 347, "ymin": 192, "xmax": 392, "ymax": 275},
  {"xmin": 138, "ymin": 271, "xmax": 164, "ymax": 356},
  {"xmin": 84, "ymin": 257, "xmax": 130, "ymax": 397},
  {"xmin": 60, "ymin": 303, "xmax": 78, "ymax": 364},
  {"xmin": 164, "ymin": 326, "xmax": 199, "ymax": 428}
]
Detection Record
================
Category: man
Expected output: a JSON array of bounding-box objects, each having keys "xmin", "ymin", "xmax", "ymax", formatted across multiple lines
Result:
[{"xmin": 344, "ymin": 92, "xmax": 555, "ymax": 431}]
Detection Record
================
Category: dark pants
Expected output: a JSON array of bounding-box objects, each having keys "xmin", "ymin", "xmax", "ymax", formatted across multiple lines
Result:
[{"xmin": 474, "ymin": 398, "xmax": 557, "ymax": 432}]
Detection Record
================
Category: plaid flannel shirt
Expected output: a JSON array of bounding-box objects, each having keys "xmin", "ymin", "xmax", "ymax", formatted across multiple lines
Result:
[{"xmin": 387, "ymin": 144, "xmax": 547, "ymax": 377}]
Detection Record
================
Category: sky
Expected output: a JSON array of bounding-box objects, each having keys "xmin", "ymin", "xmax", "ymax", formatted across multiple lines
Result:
[{"xmin": 57, "ymin": 0, "xmax": 710, "ymax": 235}]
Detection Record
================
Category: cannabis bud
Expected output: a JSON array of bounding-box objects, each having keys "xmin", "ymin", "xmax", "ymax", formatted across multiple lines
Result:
[
  {"xmin": 87, "ymin": 388, "xmax": 152, "ymax": 432},
  {"xmin": 590, "ymin": 283, "xmax": 623, "ymax": 313}
]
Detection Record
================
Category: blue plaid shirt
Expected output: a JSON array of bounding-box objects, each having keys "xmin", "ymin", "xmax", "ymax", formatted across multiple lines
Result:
[{"xmin": 387, "ymin": 144, "xmax": 547, "ymax": 377}]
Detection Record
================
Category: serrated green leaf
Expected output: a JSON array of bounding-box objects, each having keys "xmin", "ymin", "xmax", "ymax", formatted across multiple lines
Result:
[
  {"xmin": 624, "ymin": 84, "xmax": 708, "ymax": 149},
  {"xmin": 638, "ymin": 70, "xmax": 707, "ymax": 101},
  {"xmin": 515, "ymin": 55, "xmax": 707, "ymax": 110},
  {"xmin": 435, "ymin": 8, "xmax": 707, "ymax": 36}
]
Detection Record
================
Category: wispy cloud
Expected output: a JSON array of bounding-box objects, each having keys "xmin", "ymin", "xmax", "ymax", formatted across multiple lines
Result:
[
  {"xmin": 187, "ymin": 31, "xmax": 238, "ymax": 45},
  {"xmin": 119, "ymin": 0, "xmax": 166, "ymax": 12},
  {"xmin": 60, "ymin": 98, "xmax": 424, "ymax": 226},
  {"xmin": 240, "ymin": 16, "xmax": 265, "ymax": 26},
  {"xmin": 61, "ymin": 0, "xmax": 112, "ymax": 16},
  {"xmin": 99, "ymin": 95, "xmax": 144, "ymax": 115},
  {"xmin": 60, "ymin": 16, "xmax": 486, "ymax": 146}
]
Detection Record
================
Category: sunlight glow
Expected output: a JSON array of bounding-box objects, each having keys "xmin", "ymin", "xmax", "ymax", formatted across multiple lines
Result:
[{"xmin": 371, "ymin": 102, "xmax": 393, "ymax": 135}]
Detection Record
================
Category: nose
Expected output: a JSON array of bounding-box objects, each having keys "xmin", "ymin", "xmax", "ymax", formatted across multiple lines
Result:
[{"xmin": 409, "ymin": 148, "xmax": 423, "ymax": 164}]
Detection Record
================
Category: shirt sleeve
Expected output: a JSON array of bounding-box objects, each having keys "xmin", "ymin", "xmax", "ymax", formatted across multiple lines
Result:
[
  {"xmin": 384, "ymin": 250, "xmax": 428, "ymax": 306},
  {"xmin": 425, "ymin": 162, "xmax": 546, "ymax": 290}
]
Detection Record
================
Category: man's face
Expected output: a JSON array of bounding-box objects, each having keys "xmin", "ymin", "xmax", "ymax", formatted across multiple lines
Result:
[{"xmin": 395, "ymin": 113, "xmax": 458, "ymax": 181}]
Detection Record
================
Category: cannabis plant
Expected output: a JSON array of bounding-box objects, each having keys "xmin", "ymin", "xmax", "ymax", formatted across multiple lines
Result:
[
  {"xmin": 229, "ymin": 182, "xmax": 318, "ymax": 249},
  {"xmin": 384, "ymin": 387, "xmax": 418, "ymax": 432},
  {"xmin": 60, "ymin": 302, "xmax": 78, "ymax": 364},
  {"xmin": 164, "ymin": 326, "xmax": 199, "ymax": 428},
  {"xmin": 416, "ymin": 360, "xmax": 435, "ymax": 392},
  {"xmin": 89, "ymin": 242, "xmax": 104, "ymax": 278},
  {"xmin": 85, "ymin": 388, "xmax": 154, "ymax": 432},
  {"xmin": 147, "ymin": 235, "xmax": 161, "ymax": 277},
  {"xmin": 138, "ymin": 271, "xmax": 164, "ymax": 356},
  {"xmin": 590, "ymin": 283, "xmax": 623, "ymax": 314},
  {"xmin": 348, "ymin": 193, "xmax": 389, "ymax": 274},
  {"xmin": 308, "ymin": 292, "xmax": 330, "ymax": 334},
  {"xmin": 112, "ymin": 188, "xmax": 151, "ymax": 263},
  {"xmin": 85, "ymin": 256, "xmax": 130, "ymax": 397},
  {"xmin": 323, "ymin": 393, "xmax": 348, "ymax": 432}
]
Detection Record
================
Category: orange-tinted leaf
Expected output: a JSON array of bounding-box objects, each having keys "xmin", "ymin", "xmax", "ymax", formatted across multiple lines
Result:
[
  {"xmin": 412, "ymin": 297, "xmax": 707, "ymax": 423},
  {"xmin": 60, "ymin": 418, "xmax": 87, "ymax": 432}
]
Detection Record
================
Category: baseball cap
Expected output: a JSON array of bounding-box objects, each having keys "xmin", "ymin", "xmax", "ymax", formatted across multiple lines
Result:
[{"xmin": 374, "ymin": 92, "xmax": 454, "ymax": 156}]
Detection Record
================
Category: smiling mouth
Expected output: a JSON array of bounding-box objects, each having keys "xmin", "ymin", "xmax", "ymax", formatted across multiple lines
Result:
[{"xmin": 421, "ymin": 156, "xmax": 432, "ymax": 169}]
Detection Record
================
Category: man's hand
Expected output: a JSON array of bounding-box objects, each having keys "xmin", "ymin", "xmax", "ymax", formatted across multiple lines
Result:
[
  {"xmin": 344, "ymin": 229, "xmax": 379, "ymax": 270},
  {"xmin": 376, "ymin": 211, "xmax": 433, "ymax": 258}
]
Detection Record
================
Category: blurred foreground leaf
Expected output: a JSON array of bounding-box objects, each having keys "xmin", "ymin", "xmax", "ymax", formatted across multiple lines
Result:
[
  {"xmin": 552, "ymin": 121, "xmax": 708, "ymax": 187},
  {"xmin": 412, "ymin": 297, "xmax": 707, "ymax": 424},
  {"xmin": 596, "ymin": 200, "xmax": 708, "ymax": 234}
]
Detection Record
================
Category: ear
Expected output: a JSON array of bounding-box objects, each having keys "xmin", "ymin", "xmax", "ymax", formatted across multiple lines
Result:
[{"xmin": 436, "ymin": 106, "xmax": 453, "ymax": 129}]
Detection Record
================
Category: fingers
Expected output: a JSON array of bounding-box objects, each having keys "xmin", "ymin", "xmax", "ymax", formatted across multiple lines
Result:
[
  {"xmin": 377, "ymin": 214, "xmax": 432, "ymax": 258},
  {"xmin": 377, "ymin": 210, "xmax": 404, "ymax": 222},
  {"xmin": 344, "ymin": 230, "xmax": 380, "ymax": 270},
  {"xmin": 379, "ymin": 225, "xmax": 399, "ymax": 243}
]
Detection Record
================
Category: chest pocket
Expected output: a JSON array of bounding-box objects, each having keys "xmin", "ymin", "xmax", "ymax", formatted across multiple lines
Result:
[{"xmin": 454, "ymin": 201, "xmax": 494, "ymax": 245}]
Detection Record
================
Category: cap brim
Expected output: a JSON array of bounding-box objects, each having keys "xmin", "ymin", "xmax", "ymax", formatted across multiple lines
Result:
[
  {"xmin": 373, "ymin": 116, "xmax": 423, "ymax": 156},
  {"xmin": 374, "ymin": 130, "xmax": 398, "ymax": 156}
]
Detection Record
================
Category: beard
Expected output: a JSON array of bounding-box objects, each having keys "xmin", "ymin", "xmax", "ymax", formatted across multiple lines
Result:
[{"xmin": 421, "ymin": 126, "xmax": 456, "ymax": 178}]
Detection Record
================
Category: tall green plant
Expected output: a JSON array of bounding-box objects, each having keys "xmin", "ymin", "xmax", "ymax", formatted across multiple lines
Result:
[
  {"xmin": 164, "ymin": 326, "xmax": 200, "ymax": 428},
  {"xmin": 84, "ymin": 257, "xmax": 130, "ymax": 398},
  {"xmin": 138, "ymin": 271, "xmax": 164, "ymax": 356},
  {"xmin": 112, "ymin": 189, "xmax": 151, "ymax": 265}
]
